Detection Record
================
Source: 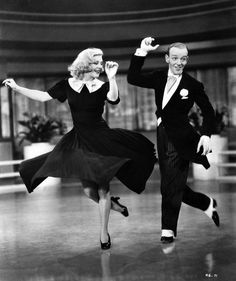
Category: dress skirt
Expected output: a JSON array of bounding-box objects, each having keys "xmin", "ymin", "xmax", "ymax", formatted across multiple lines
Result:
[{"xmin": 19, "ymin": 120, "xmax": 156, "ymax": 194}]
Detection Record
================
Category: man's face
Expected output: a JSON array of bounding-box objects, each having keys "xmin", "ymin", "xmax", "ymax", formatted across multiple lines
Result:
[{"xmin": 165, "ymin": 47, "xmax": 188, "ymax": 75}]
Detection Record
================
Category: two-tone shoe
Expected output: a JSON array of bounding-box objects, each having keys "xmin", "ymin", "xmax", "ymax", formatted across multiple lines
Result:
[
  {"xmin": 160, "ymin": 236, "xmax": 174, "ymax": 244},
  {"xmin": 205, "ymin": 198, "xmax": 220, "ymax": 227}
]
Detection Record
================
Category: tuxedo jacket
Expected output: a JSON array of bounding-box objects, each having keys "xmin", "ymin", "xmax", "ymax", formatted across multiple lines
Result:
[{"xmin": 127, "ymin": 55, "xmax": 216, "ymax": 168}]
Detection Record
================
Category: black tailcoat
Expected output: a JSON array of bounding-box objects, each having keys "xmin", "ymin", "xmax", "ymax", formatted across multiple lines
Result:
[{"xmin": 127, "ymin": 55, "xmax": 216, "ymax": 169}]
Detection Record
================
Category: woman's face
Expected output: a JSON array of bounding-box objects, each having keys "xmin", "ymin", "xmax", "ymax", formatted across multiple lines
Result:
[{"xmin": 88, "ymin": 55, "xmax": 104, "ymax": 79}]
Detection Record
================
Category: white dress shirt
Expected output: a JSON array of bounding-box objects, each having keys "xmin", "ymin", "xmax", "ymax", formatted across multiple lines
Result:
[
  {"xmin": 157, "ymin": 71, "xmax": 182, "ymax": 126},
  {"xmin": 162, "ymin": 70, "xmax": 182, "ymax": 109}
]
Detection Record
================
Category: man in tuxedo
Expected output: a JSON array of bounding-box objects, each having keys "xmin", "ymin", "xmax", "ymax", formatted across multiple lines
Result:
[{"xmin": 127, "ymin": 37, "xmax": 220, "ymax": 243}]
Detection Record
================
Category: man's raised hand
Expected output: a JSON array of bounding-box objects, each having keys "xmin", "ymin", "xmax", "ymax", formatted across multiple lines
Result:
[{"xmin": 140, "ymin": 37, "xmax": 159, "ymax": 53}]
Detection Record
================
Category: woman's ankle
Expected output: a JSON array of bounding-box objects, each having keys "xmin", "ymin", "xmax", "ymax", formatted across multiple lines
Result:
[
  {"xmin": 100, "ymin": 231, "xmax": 109, "ymax": 242},
  {"xmin": 111, "ymin": 201, "xmax": 122, "ymax": 212}
]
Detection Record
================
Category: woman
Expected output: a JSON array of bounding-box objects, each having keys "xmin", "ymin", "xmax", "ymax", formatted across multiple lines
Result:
[{"xmin": 3, "ymin": 48, "xmax": 156, "ymax": 250}]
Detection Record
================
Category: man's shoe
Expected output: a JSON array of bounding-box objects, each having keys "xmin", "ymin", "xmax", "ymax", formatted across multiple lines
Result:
[
  {"xmin": 212, "ymin": 199, "xmax": 220, "ymax": 227},
  {"xmin": 160, "ymin": 236, "xmax": 174, "ymax": 244},
  {"xmin": 205, "ymin": 198, "xmax": 220, "ymax": 227}
]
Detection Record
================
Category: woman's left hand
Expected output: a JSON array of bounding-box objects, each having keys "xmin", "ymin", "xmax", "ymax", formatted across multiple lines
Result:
[{"xmin": 105, "ymin": 61, "xmax": 119, "ymax": 79}]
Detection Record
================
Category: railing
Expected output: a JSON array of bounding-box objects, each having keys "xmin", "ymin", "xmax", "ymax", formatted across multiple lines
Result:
[
  {"xmin": 0, "ymin": 159, "xmax": 22, "ymax": 178},
  {"xmin": 0, "ymin": 160, "xmax": 25, "ymax": 192},
  {"xmin": 216, "ymin": 150, "xmax": 236, "ymax": 181},
  {"xmin": 0, "ymin": 150, "xmax": 236, "ymax": 189}
]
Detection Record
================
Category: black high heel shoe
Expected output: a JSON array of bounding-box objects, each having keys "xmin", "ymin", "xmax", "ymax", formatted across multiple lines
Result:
[
  {"xmin": 100, "ymin": 233, "xmax": 111, "ymax": 250},
  {"xmin": 111, "ymin": 196, "xmax": 129, "ymax": 217}
]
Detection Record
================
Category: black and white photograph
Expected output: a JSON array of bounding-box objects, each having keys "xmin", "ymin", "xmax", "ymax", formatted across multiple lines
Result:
[{"xmin": 0, "ymin": 1, "xmax": 235, "ymax": 280}]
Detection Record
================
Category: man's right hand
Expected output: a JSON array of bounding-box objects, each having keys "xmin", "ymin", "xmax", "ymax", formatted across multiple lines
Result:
[{"xmin": 140, "ymin": 37, "xmax": 159, "ymax": 53}]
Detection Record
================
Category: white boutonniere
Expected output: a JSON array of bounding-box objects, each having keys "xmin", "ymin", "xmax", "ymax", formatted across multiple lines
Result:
[{"xmin": 180, "ymin": 89, "xmax": 189, "ymax": 99}]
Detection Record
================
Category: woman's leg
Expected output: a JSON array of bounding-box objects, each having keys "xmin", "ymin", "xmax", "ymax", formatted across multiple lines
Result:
[
  {"xmin": 82, "ymin": 180, "xmax": 127, "ymax": 215},
  {"xmin": 83, "ymin": 185, "xmax": 99, "ymax": 202},
  {"xmin": 98, "ymin": 184, "xmax": 111, "ymax": 243}
]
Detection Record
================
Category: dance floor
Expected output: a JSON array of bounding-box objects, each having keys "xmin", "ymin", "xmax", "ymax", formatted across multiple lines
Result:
[{"xmin": 0, "ymin": 174, "xmax": 235, "ymax": 281}]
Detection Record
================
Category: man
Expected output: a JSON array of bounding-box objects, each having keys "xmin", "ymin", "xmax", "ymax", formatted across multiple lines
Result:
[{"xmin": 127, "ymin": 37, "xmax": 220, "ymax": 243}]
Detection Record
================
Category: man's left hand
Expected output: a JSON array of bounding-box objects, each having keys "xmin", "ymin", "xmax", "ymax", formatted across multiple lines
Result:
[{"xmin": 197, "ymin": 135, "xmax": 211, "ymax": 155}]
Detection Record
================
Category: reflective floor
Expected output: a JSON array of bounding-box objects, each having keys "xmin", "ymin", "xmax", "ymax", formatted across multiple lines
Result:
[{"xmin": 0, "ymin": 176, "xmax": 235, "ymax": 281}]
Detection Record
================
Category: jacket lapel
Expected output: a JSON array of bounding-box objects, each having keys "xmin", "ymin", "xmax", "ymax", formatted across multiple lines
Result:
[{"xmin": 162, "ymin": 75, "xmax": 182, "ymax": 109}]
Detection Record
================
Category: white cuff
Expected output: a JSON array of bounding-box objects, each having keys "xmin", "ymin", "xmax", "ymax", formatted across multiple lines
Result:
[
  {"xmin": 134, "ymin": 48, "xmax": 148, "ymax": 57},
  {"xmin": 161, "ymin": 229, "xmax": 174, "ymax": 237},
  {"xmin": 201, "ymin": 135, "xmax": 210, "ymax": 141}
]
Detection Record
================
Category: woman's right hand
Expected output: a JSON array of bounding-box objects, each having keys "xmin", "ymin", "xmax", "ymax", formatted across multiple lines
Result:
[
  {"xmin": 2, "ymin": 78, "xmax": 18, "ymax": 90},
  {"xmin": 2, "ymin": 78, "xmax": 52, "ymax": 102},
  {"xmin": 105, "ymin": 61, "xmax": 119, "ymax": 80}
]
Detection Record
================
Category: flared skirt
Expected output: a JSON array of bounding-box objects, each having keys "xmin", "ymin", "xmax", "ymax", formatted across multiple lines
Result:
[{"xmin": 19, "ymin": 124, "xmax": 157, "ymax": 194}]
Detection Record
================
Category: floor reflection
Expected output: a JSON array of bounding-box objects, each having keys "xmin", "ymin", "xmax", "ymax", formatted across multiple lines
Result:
[{"xmin": 0, "ymin": 180, "xmax": 235, "ymax": 280}]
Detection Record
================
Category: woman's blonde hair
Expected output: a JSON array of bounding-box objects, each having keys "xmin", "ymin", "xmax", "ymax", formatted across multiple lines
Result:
[{"xmin": 68, "ymin": 48, "xmax": 103, "ymax": 78}]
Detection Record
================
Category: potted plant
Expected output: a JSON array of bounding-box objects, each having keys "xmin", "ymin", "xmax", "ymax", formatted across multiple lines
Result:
[
  {"xmin": 18, "ymin": 112, "xmax": 65, "ymax": 142},
  {"xmin": 18, "ymin": 112, "xmax": 67, "ymax": 159},
  {"xmin": 188, "ymin": 105, "xmax": 229, "ymax": 179},
  {"xmin": 17, "ymin": 112, "xmax": 67, "ymax": 188}
]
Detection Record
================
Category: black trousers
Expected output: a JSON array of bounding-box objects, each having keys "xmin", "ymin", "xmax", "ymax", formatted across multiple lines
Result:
[{"xmin": 157, "ymin": 124, "xmax": 210, "ymax": 236}]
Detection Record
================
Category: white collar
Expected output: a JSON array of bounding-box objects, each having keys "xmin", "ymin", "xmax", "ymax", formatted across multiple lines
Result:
[
  {"xmin": 68, "ymin": 78, "xmax": 104, "ymax": 93},
  {"xmin": 168, "ymin": 69, "xmax": 182, "ymax": 79}
]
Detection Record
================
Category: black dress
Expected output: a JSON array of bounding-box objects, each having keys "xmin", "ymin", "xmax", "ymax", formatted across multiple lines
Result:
[{"xmin": 19, "ymin": 79, "xmax": 156, "ymax": 194}]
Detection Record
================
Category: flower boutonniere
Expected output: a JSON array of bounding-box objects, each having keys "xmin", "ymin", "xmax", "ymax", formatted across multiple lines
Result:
[{"xmin": 180, "ymin": 89, "xmax": 189, "ymax": 99}]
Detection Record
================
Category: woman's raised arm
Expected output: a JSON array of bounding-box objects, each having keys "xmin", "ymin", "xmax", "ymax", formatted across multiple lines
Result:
[{"xmin": 2, "ymin": 78, "xmax": 52, "ymax": 102}]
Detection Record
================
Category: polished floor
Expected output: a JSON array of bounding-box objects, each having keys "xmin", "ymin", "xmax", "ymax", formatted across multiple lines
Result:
[{"xmin": 0, "ymin": 175, "xmax": 235, "ymax": 281}]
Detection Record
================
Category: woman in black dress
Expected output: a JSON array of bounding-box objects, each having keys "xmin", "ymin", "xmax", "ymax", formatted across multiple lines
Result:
[{"xmin": 3, "ymin": 48, "xmax": 156, "ymax": 250}]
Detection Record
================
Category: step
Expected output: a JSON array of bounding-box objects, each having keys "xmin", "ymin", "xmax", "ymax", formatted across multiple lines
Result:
[
  {"xmin": 216, "ymin": 163, "xmax": 236, "ymax": 167},
  {"xmin": 218, "ymin": 150, "xmax": 236, "ymax": 155},
  {"xmin": 0, "ymin": 184, "xmax": 26, "ymax": 194},
  {"xmin": 0, "ymin": 172, "xmax": 20, "ymax": 178},
  {"xmin": 0, "ymin": 160, "xmax": 23, "ymax": 166},
  {"xmin": 217, "ymin": 176, "xmax": 236, "ymax": 181}
]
